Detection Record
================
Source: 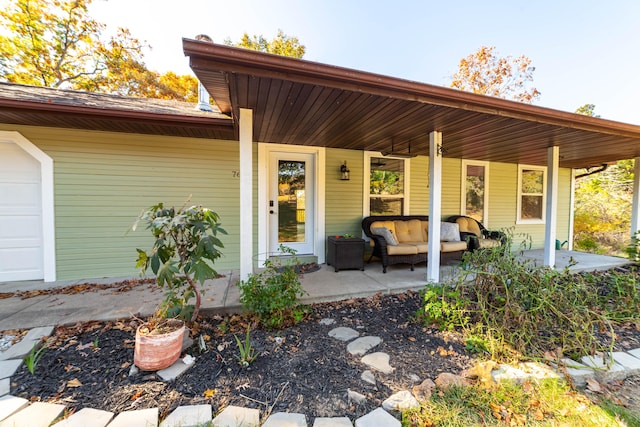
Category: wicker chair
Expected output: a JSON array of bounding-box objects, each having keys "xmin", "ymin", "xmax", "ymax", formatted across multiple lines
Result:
[{"xmin": 446, "ymin": 215, "xmax": 506, "ymax": 251}]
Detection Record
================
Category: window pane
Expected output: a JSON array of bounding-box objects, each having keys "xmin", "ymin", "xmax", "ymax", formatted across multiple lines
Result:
[
  {"xmin": 521, "ymin": 195, "xmax": 543, "ymax": 220},
  {"xmin": 370, "ymin": 197, "xmax": 404, "ymax": 216},
  {"xmin": 278, "ymin": 160, "xmax": 305, "ymax": 243},
  {"xmin": 370, "ymin": 158, "xmax": 404, "ymax": 195},
  {"xmin": 522, "ymin": 170, "xmax": 544, "ymax": 194},
  {"xmin": 465, "ymin": 164, "xmax": 485, "ymax": 223}
]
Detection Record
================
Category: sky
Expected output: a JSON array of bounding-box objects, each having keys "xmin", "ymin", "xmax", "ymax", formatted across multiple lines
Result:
[{"xmin": 21, "ymin": 1, "xmax": 640, "ymax": 124}]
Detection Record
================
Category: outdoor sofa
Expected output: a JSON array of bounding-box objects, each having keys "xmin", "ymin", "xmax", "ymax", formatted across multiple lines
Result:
[{"xmin": 362, "ymin": 215, "xmax": 468, "ymax": 273}]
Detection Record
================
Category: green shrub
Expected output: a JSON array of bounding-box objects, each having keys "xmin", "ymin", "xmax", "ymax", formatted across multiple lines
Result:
[
  {"xmin": 237, "ymin": 245, "xmax": 308, "ymax": 329},
  {"xmin": 417, "ymin": 233, "xmax": 637, "ymax": 361}
]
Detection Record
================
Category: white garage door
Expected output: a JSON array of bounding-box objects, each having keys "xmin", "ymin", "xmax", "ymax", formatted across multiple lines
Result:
[{"xmin": 0, "ymin": 142, "xmax": 44, "ymax": 281}]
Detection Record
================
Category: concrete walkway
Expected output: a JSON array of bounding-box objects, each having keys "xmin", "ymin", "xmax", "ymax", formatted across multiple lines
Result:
[{"xmin": 0, "ymin": 250, "xmax": 631, "ymax": 331}]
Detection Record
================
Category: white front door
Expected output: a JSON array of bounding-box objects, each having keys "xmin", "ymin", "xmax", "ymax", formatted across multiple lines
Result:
[
  {"xmin": 269, "ymin": 152, "xmax": 315, "ymax": 255},
  {"xmin": 0, "ymin": 142, "xmax": 44, "ymax": 281}
]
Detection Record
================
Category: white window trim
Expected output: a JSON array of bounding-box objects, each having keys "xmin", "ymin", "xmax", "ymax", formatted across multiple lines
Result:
[
  {"xmin": 461, "ymin": 160, "xmax": 490, "ymax": 225},
  {"xmin": 363, "ymin": 151, "xmax": 410, "ymax": 216},
  {"xmin": 517, "ymin": 164, "xmax": 547, "ymax": 225}
]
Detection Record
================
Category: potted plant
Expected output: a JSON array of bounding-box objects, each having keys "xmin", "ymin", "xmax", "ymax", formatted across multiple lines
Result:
[{"xmin": 132, "ymin": 202, "xmax": 226, "ymax": 370}]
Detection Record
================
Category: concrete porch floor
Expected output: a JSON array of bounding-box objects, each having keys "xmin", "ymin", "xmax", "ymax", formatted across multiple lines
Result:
[{"xmin": 0, "ymin": 250, "xmax": 632, "ymax": 331}]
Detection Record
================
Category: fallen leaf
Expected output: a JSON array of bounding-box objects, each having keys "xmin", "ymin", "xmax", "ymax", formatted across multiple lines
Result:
[
  {"xmin": 203, "ymin": 388, "xmax": 216, "ymax": 398},
  {"xmin": 131, "ymin": 389, "xmax": 144, "ymax": 400},
  {"xmin": 533, "ymin": 409, "xmax": 545, "ymax": 421},
  {"xmin": 67, "ymin": 378, "xmax": 82, "ymax": 388},
  {"xmin": 586, "ymin": 378, "xmax": 603, "ymax": 393},
  {"xmin": 408, "ymin": 337, "xmax": 416, "ymax": 342},
  {"xmin": 121, "ymin": 362, "xmax": 131, "ymax": 369}
]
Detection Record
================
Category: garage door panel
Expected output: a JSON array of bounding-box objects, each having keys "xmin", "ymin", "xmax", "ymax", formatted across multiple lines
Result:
[{"xmin": 0, "ymin": 141, "xmax": 44, "ymax": 282}]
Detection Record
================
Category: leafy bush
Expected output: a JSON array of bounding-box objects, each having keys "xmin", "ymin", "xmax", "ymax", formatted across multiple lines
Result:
[
  {"xmin": 237, "ymin": 245, "xmax": 308, "ymax": 329},
  {"xmin": 419, "ymin": 234, "xmax": 640, "ymax": 361},
  {"xmin": 626, "ymin": 230, "xmax": 640, "ymax": 262},
  {"xmin": 133, "ymin": 202, "xmax": 226, "ymax": 323}
]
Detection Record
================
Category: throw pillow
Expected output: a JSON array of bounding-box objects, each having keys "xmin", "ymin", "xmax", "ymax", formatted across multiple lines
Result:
[
  {"xmin": 440, "ymin": 222, "xmax": 461, "ymax": 242},
  {"xmin": 372, "ymin": 227, "xmax": 398, "ymax": 246}
]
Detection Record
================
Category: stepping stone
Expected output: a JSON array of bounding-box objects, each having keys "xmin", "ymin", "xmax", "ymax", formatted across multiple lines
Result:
[
  {"xmin": 52, "ymin": 408, "xmax": 114, "ymax": 427},
  {"xmin": 355, "ymin": 408, "xmax": 400, "ymax": 427},
  {"xmin": 347, "ymin": 389, "xmax": 366, "ymax": 404},
  {"xmin": 160, "ymin": 404, "xmax": 211, "ymax": 426},
  {"xmin": 382, "ymin": 390, "xmax": 420, "ymax": 412},
  {"xmin": 0, "ymin": 396, "xmax": 29, "ymax": 422},
  {"xmin": 627, "ymin": 348, "xmax": 640, "ymax": 359},
  {"xmin": 491, "ymin": 363, "xmax": 559, "ymax": 384},
  {"xmin": 107, "ymin": 408, "xmax": 158, "ymax": 427},
  {"xmin": 553, "ymin": 358, "xmax": 595, "ymax": 388},
  {"xmin": 262, "ymin": 412, "xmax": 307, "ymax": 427},
  {"xmin": 347, "ymin": 336, "xmax": 381, "ymax": 356},
  {"xmin": 328, "ymin": 327, "xmax": 359, "ymax": 342},
  {"xmin": 212, "ymin": 405, "xmax": 259, "ymax": 427},
  {"xmin": 157, "ymin": 359, "xmax": 194, "ymax": 381},
  {"xmin": 0, "ymin": 359, "xmax": 23, "ymax": 379},
  {"xmin": 613, "ymin": 351, "xmax": 640, "ymax": 376},
  {"xmin": 361, "ymin": 370, "xmax": 376, "ymax": 385},
  {"xmin": 0, "ymin": 401, "xmax": 65, "ymax": 427},
  {"xmin": 581, "ymin": 355, "xmax": 627, "ymax": 382},
  {"xmin": 0, "ymin": 327, "xmax": 54, "ymax": 361},
  {"xmin": 313, "ymin": 417, "xmax": 353, "ymax": 426},
  {"xmin": 361, "ymin": 352, "xmax": 394, "ymax": 374}
]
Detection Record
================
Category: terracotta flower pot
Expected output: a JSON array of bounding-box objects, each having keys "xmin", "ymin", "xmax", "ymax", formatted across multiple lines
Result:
[{"xmin": 134, "ymin": 319, "xmax": 186, "ymax": 371}]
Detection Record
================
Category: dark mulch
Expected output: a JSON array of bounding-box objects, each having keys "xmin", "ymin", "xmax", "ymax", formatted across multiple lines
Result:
[
  {"xmin": 7, "ymin": 286, "xmax": 640, "ymax": 423},
  {"xmin": 9, "ymin": 291, "xmax": 474, "ymax": 421}
]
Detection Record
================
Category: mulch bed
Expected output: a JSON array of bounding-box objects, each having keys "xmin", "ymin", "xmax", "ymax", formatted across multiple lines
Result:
[
  {"xmin": 6, "ymin": 284, "xmax": 640, "ymax": 423},
  {"xmin": 9, "ymin": 291, "xmax": 475, "ymax": 421}
]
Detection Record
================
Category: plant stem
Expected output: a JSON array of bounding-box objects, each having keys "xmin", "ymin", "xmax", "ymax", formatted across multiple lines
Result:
[{"xmin": 185, "ymin": 274, "xmax": 201, "ymax": 322}]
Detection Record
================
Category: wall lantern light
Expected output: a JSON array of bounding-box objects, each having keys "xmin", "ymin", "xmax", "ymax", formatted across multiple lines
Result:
[{"xmin": 340, "ymin": 161, "xmax": 350, "ymax": 181}]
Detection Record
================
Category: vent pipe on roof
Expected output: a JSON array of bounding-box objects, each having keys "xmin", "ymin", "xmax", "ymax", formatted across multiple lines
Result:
[{"xmin": 194, "ymin": 34, "xmax": 213, "ymax": 112}]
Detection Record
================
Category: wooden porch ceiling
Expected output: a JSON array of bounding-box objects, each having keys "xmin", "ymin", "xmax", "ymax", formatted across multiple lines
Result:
[{"xmin": 184, "ymin": 39, "xmax": 640, "ymax": 169}]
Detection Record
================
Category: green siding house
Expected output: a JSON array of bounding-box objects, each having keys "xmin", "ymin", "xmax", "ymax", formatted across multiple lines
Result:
[{"xmin": 1, "ymin": 40, "xmax": 640, "ymax": 284}]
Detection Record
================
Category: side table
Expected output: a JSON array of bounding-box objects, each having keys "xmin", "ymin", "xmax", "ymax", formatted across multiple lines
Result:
[{"xmin": 326, "ymin": 236, "xmax": 365, "ymax": 272}]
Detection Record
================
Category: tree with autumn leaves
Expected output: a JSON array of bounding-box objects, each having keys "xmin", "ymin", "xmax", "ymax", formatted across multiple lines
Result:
[
  {"xmin": 0, "ymin": 0, "xmax": 305, "ymax": 101},
  {"xmin": 450, "ymin": 45, "xmax": 541, "ymax": 103},
  {"xmin": 0, "ymin": 0, "xmax": 198, "ymax": 101}
]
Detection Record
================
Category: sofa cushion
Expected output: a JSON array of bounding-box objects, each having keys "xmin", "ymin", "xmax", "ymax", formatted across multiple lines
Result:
[
  {"xmin": 456, "ymin": 217, "xmax": 482, "ymax": 238},
  {"xmin": 440, "ymin": 222, "xmax": 461, "ymax": 242},
  {"xmin": 394, "ymin": 219, "xmax": 425, "ymax": 243},
  {"xmin": 405, "ymin": 242, "xmax": 429, "ymax": 253},
  {"xmin": 372, "ymin": 227, "xmax": 398, "ymax": 246},
  {"xmin": 387, "ymin": 243, "xmax": 419, "ymax": 255},
  {"xmin": 421, "ymin": 221, "xmax": 429, "ymax": 241},
  {"xmin": 441, "ymin": 241, "xmax": 467, "ymax": 252}
]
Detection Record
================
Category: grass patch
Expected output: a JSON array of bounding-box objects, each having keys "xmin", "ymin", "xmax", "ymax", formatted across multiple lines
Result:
[{"xmin": 402, "ymin": 378, "xmax": 635, "ymax": 427}]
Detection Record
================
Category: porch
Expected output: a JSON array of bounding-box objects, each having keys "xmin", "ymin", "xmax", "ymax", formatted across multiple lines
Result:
[{"xmin": 1, "ymin": 250, "xmax": 629, "ymax": 331}]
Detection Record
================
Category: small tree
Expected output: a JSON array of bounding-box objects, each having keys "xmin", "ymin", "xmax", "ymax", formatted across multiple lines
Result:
[
  {"xmin": 450, "ymin": 46, "xmax": 540, "ymax": 103},
  {"xmin": 134, "ymin": 203, "xmax": 226, "ymax": 323}
]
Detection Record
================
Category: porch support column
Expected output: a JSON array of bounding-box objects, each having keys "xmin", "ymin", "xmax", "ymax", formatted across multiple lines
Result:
[
  {"xmin": 631, "ymin": 158, "xmax": 640, "ymax": 238},
  {"xmin": 239, "ymin": 108, "xmax": 253, "ymax": 281},
  {"xmin": 427, "ymin": 131, "xmax": 443, "ymax": 282},
  {"xmin": 544, "ymin": 146, "xmax": 559, "ymax": 267}
]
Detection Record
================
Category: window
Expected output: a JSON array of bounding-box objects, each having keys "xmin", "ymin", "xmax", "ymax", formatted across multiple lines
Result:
[
  {"xmin": 365, "ymin": 154, "xmax": 409, "ymax": 215},
  {"xmin": 461, "ymin": 160, "xmax": 489, "ymax": 224},
  {"xmin": 517, "ymin": 165, "xmax": 546, "ymax": 223}
]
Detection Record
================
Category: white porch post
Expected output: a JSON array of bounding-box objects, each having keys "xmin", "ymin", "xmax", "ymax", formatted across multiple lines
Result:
[
  {"xmin": 544, "ymin": 146, "xmax": 559, "ymax": 267},
  {"xmin": 239, "ymin": 108, "xmax": 253, "ymax": 281},
  {"xmin": 427, "ymin": 131, "xmax": 443, "ymax": 282},
  {"xmin": 631, "ymin": 157, "xmax": 640, "ymax": 238}
]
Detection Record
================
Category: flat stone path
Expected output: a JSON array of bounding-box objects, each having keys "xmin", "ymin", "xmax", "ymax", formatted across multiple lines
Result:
[{"xmin": 3, "ymin": 322, "xmax": 640, "ymax": 426}]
